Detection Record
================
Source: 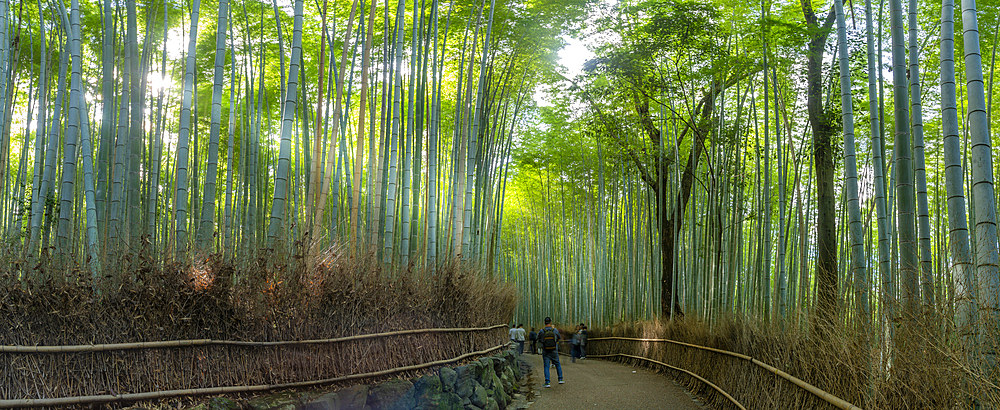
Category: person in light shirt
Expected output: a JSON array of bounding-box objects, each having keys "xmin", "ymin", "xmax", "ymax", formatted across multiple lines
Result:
[{"xmin": 510, "ymin": 324, "xmax": 526, "ymax": 355}]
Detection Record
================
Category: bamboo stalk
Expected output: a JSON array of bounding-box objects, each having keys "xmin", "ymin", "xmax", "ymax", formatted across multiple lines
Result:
[
  {"xmin": 0, "ymin": 324, "xmax": 507, "ymax": 353},
  {"xmin": 0, "ymin": 343, "xmax": 511, "ymax": 408}
]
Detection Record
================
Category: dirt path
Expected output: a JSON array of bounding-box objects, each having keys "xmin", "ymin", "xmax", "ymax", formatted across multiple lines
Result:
[{"xmin": 516, "ymin": 352, "xmax": 709, "ymax": 409}]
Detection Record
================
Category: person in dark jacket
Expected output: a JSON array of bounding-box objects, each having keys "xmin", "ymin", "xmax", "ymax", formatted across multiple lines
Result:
[
  {"xmin": 571, "ymin": 324, "xmax": 583, "ymax": 362},
  {"xmin": 528, "ymin": 327, "xmax": 537, "ymax": 354},
  {"xmin": 539, "ymin": 317, "xmax": 563, "ymax": 387}
]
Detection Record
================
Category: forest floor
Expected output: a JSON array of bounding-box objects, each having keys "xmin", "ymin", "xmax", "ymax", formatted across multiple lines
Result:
[{"xmin": 518, "ymin": 351, "xmax": 710, "ymax": 409}]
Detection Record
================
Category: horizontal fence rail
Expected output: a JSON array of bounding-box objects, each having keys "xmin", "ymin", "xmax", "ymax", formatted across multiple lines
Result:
[
  {"xmin": 0, "ymin": 324, "xmax": 508, "ymax": 353},
  {"xmin": 591, "ymin": 353, "xmax": 746, "ymax": 410},
  {"xmin": 0, "ymin": 342, "xmax": 511, "ymax": 408},
  {"xmin": 0, "ymin": 324, "xmax": 509, "ymax": 406},
  {"xmin": 588, "ymin": 337, "xmax": 862, "ymax": 410}
]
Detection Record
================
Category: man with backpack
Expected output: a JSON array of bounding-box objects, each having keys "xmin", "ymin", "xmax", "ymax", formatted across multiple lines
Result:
[{"xmin": 538, "ymin": 317, "xmax": 563, "ymax": 388}]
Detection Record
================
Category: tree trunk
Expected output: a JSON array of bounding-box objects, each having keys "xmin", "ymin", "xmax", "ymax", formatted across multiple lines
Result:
[
  {"xmin": 646, "ymin": 86, "xmax": 718, "ymax": 320},
  {"xmin": 801, "ymin": 2, "xmax": 838, "ymax": 322}
]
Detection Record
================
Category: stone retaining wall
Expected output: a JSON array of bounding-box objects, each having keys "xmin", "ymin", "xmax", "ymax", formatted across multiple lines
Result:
[{"xmin": 194, "ymin": 349, "xmax": 523, "ymax": 410}]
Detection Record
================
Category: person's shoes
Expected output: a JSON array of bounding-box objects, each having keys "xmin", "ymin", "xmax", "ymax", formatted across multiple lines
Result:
[
  {"xmin": 559, "ymin": 380, "xmax": 565, "ymax": 384},
  {"xmin": 544, "ymin": 383, "xmax": 551, "ymax": 388}
]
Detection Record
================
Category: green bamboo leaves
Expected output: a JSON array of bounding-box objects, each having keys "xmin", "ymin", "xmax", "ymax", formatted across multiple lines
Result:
[{"xmin": 0, "ymin": 0, "xmax": 535, "ymax": 294}]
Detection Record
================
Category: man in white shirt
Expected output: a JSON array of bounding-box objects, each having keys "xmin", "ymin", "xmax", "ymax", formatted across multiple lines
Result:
[{"xmin": 511, "ymin": 324, "xmax": 526, "ymax": 355}]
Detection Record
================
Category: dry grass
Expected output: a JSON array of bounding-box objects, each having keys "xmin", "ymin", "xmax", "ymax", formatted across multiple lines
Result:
[
  {"xmin": 588, "ymin": 314, "xmax": 1000, "ymax": 409},
  {"xmin": 0, "ymin": 247, "xmax": 516, "ymax": 406}
]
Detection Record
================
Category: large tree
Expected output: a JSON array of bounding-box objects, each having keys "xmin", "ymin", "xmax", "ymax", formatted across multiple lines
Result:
[
  {"xmin": 582, "ymin": 0, "xmax": 750, "ymax": 318},
  {"xmin": 800, "ymin": 0, "xmax": 838, "ymax": 322}
]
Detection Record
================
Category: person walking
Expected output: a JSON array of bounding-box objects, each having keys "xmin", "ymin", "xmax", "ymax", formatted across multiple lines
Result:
[
  {"xmin": 509, "ymin": 325, "xmax": 518, "ymax": 353},
  {"xmin": 579, "ymin": 324, "xmax": 588, "ymax": 359},
  {"xmin": 571, "ymin": 324, "xmax": 582, "ymax": 362},
  {"xmin": 514, "ymin": 324, "xmax": 526, "ymax": 355},
  {"xmin": 539, "ymin": 317, "xmax": 563, "ymax": 387},
  {"xmin": 528, "ymin": 327, "xmax": 537, "ymax": 355}
]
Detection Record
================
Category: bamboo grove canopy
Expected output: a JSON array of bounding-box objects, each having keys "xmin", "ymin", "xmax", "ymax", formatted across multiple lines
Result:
[
  {"xmin": 500, "ymin": 0, "xmax": 1000, "ymax": 366},
  {"xmin": 3, "ymin": 0, "xmax": 1000, "ymax": 386},
  {"xmin": 0, "ymin": 0, "xmax": 588, "ymax": 286}
]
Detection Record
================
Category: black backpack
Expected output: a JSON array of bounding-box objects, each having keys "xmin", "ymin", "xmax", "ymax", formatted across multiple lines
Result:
[{"xmin": 540, "ymin": 327, "xmax": 557, "ymax": 351}]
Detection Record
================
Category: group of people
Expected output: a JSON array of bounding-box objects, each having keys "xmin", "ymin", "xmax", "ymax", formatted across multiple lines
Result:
[
  {"xmin": 510, "ymin": 318, "xmax": 589, "ymax": 388},
  {"xmin": 509, "ymin": 324, "xmax": 526, "ymax": 354}
]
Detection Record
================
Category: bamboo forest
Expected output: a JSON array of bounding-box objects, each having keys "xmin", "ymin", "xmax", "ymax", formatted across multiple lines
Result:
[{"xmin": 3, "ymin": 0, "xmax": 1000, "ymax": 406}]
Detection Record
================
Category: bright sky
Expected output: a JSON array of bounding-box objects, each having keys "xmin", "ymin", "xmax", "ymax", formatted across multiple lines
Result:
[
  {"xmin": 534, "ymin": 36, "xmax": 596, "ymax": 107},
  {"xmin": 162, "ymin": 18, "xmax": 595, "ymax": 108},
  {"xmin": 560, "ymin": 36, "xmax": 594, "ymax": 78}
]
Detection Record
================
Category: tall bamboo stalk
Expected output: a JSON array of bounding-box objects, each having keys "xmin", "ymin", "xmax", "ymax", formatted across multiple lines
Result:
[
  {"xmin": 197, "ymin": 0, "xmax": 231, "ymax": 250},
  {"xmin": 174, "ymin": 0, "xmax": 201, "ymax": 259},
  {"xmin": 266, "ymin": 0, "xmax": 305, "ymax": 247}
]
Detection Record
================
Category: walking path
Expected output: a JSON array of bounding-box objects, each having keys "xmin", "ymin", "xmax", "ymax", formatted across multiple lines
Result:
[{"xmin": 517, "ymin": 351, "xmax": 709, "ymax": 409}]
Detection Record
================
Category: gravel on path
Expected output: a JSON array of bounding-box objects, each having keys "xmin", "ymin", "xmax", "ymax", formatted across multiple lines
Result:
[{"xmin": 517, "ymin": 351, "xmax": 709, "ymax": 409}]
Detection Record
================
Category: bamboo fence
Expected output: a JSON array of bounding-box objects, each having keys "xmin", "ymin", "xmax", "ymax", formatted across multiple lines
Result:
[
  {"xmin": 0, "ymin": 325, "xmax": 509, "ymax": 352},
  {"xmin": 0, "ymin": 324, "xmax": 509, "ymax": 405},
  {"xmin": 586, "ymin": 337, "xmax": 862, "ymax": 410}
]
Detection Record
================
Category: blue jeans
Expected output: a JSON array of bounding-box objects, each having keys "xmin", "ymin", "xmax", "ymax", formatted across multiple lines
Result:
[
  {"xmin": 516, "ymin": 340, "xmax": 524, "ymax": 355},
  {"xmin": 542, "ymin": 350, "xmax": 562, "ymax": 384}
]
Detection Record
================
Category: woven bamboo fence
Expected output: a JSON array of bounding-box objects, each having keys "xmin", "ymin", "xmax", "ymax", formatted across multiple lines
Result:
[
  {"xmin": 585, "ymin": 337, "xmax": 862, "ymax": 410},
  {"xmin": 0, "ymin": 324, "xmax": 508, "ymax": 406}
]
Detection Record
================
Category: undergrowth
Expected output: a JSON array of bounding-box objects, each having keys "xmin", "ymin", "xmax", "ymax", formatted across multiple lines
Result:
[
  {"xmin": 0, "ymin": 246, "xmax": 517, "ymax": 405},
  {"xmin": 590, "ymin": 315, "xmax": 1000, "ymax": 409}
]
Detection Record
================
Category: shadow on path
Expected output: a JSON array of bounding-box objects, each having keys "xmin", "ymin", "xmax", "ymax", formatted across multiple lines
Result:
[{"xmin": 517, "ymin": 351, "xmax": 709, "ymax": 409}]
